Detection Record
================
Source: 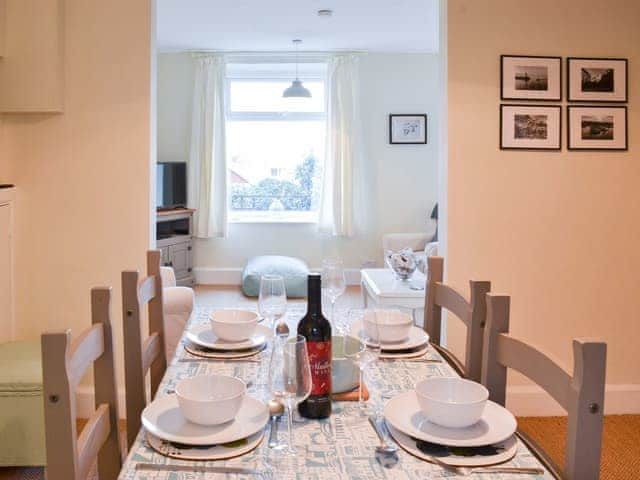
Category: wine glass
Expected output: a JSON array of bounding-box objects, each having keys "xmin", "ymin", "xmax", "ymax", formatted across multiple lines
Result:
[
  {"xmin": 344, "ymin": 310, "xmax": 381, "ymax": 412},
  {"xmin": 322, "ymin": 259, "xmax": 346, "ymax": 329},
  {"xmin": 267, "ymin": 335, "xmax": 312, "ymax": 456},
  {"xmin": 259, "ymin": 274, "xmax": 288, "ymax": 336}
]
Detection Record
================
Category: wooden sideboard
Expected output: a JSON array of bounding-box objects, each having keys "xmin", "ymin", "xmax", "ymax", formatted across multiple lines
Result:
[{"xmin": 156, "ymin": 208, "xmax": 195, "ymax": 287}]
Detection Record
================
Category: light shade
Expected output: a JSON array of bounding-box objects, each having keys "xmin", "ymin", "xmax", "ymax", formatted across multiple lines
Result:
[{"xmin": 282, "ymin": 79, "xmax": 312, "ymax": 98}]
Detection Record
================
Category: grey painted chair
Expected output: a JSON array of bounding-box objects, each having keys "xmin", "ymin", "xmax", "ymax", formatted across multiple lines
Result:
[
  {"xmin": 424, "ymin": 256, "xmax": 490, "ymax": 381},
  {"xmin": 122, "ymin": 249, "xmax": 167, "ymax": 449},
  {"xmin": 482, "ymin": 293, "xmax": 606, "ymax": 480},
  {"xmin": 41, "ymin": 287, "xmax": 122, "ymax": 480}
]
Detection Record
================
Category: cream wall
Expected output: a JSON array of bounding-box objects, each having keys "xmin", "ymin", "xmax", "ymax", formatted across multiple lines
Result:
[
  {"xmin": 0, "ymin": 118, "xmax": 7, "ymax": 181},
  {"xmin": 1, "ymin": 0, "xmax": 154, "ymax": 392},
  {"xmin": 447, "ymin": 0, "xmax": 639, "ymax": 413},
  {"xmin": 157, "ymin": 52, "xmax": 440, "ymax": 271}
]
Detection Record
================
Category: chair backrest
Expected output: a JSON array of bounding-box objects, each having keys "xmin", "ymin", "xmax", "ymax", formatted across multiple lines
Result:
[
  {"xmin": 424, "ymin": 256, "xmax": 490, "ymax": 381},
  {"xmin": 482, "ymin": 293, "xmax": 606, "ymax": 480},
  {"xmin": 41, "ymin": 288, "xmax": 122, "ymax": 480},
  {"xmin": 122, "ymin": 249, "xmax": 167, "ymax": 448}
]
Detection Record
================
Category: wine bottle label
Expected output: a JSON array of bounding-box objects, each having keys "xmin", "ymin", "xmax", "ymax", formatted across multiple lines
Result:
[{"xmin": 307, "ymin": 341, "xmax": 332, "ymax": 395}]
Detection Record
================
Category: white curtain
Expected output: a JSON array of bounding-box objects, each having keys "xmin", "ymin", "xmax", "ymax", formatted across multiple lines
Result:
[
  {"xmin": 188, "ymin": 54, "xmax": 227, "ymax": 238},
  {"xmin": 319, "ymin": 54, "xmax": 362, "ymax": 237}
]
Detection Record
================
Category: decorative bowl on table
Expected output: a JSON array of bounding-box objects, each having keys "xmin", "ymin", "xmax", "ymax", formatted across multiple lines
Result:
[
  {"xmin": 415, "ymin": 377, "xmax": 488, "ymax": 429},
  {"xmin": 331, "ymin": 335, "xmax": 361, "ymax": 393},
  {"xmin": 385, "ymin": 248, "xmax": 418, "ymax": 281},
  {"xmin": 209, "ymin": 309, "xmax": 259, "ymax": 342},
  {"xmin": 363, "ymin": 309, "xmax": 413, "ymax": 343},
  {"xmin": 176, "ymin": 374, "xmax": 246, "ymax": 426}
]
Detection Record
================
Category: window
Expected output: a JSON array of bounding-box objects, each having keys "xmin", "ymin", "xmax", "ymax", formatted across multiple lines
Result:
[{"xmin": 226, "ymin": 62, "xmax": 326, "ymax": 222}]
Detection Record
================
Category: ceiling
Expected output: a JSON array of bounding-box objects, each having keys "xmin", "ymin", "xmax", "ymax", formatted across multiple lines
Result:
[{"xmin": 156, "ymin": 0, "xmax": 439, "ymax": 53}]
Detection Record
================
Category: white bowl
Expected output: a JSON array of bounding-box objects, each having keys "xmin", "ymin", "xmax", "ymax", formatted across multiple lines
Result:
[
  {"xmin": 415, "ymin": 377, "xmax": 489, "ymax": 429},
  {"xmin": 176, "ymin": 374, "xmax": 246, "ymax": 426},
  {"xmin": 363, "ymin": 310, "xmax": 413, "ymax": 343},
  {"xmin": 331, "ymin": 336, "xmax": 360, "ymax": 393},
  {"xmin": 210, "ymin": 309, "xmax": 259, "ymax": 342}
]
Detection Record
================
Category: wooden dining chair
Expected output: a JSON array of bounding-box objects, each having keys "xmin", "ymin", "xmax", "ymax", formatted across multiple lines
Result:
[
  {"xmin": 122, "ymin": 249, "xmax": 167, "ymax": 449},
  {"xmin": 41, "ymin": 287, "xmax": 122, "ymax": 480},
  {"xmin": 482, "ymin": 293, "xmax": 606, "ymax": 480},
  {"xmin": 424, "ymin": 256, "xmax": 490, "ymax": 381}
]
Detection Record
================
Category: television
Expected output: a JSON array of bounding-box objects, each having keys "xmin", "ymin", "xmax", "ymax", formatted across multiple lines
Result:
[{"xmin": 156, "ymin": 162, "xmax": 187, "ymax": 210}]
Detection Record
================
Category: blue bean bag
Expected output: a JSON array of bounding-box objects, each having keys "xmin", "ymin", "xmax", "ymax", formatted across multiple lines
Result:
[{"xmin": 241, "ymin": 256, "xmax": 309, "ymax": 298}]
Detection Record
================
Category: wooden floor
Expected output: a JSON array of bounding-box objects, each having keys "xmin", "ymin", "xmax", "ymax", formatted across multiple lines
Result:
[
  {"xmin": 194, "ymin": 284, "xmax": 364, "ymax": 310},
  {"xmin": 2, "ymin": 285, "xmax": 638, "ymax": 479}
]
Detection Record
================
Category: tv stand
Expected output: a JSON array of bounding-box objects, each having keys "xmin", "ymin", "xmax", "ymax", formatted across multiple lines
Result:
[{"xmin": 156, "ymin": 208, "xmax": 196, "ymax": 286}]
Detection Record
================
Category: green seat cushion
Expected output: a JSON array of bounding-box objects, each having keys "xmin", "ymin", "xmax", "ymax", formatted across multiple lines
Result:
[
  {"xmin": 242, "ymin": 256, "xmax": 309, "ymax": 298},
  {"xmin": 0, "ymin": 340, "xmax": 43, "ymax": 394}
]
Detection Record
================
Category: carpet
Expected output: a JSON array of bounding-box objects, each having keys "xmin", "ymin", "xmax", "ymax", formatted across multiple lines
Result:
[{"xmin": 518, "ymin": 414, "xmax": 640, "ymax": 480}]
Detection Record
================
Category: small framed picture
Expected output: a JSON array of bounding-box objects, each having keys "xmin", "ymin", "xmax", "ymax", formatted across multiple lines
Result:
[
  {"xmin": 500, "ymin": 104, "xmax": 562, "ymax": 150},
  {"xmin": 567, "ymin": 57, "xmax": 627, "ymax": 102},
  {"xmin": 567, "ymin": 106, "xmax": 627, "ymax": 151},
  {"xmin": 501, "ymin": 55, "xmax": 562, "ymax": 101},
  {"xmin": 389, "ymin": 114, "xmax": 427, "ymax": 144}
]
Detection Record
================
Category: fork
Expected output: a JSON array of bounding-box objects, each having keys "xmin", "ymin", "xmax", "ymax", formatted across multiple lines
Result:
[{"xmin": 428, "ymin": 454, "xmax": 544, "ymax": 475}]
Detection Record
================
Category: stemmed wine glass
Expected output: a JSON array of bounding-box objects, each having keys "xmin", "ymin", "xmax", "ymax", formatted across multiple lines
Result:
[
  {"xmin": 322, "ymin": 259, "xmax": 346, "ymax": 330},
  {"xmin": 344, "ymin": 310, "xmax": 381, "ymax": 412},
  {"xmin": 259, "ymin": 274, "xmax": 288, "ymax": 337},
  {"xmin": 267, "ymin": 335, "xmax": 312, "ymax": 456}
]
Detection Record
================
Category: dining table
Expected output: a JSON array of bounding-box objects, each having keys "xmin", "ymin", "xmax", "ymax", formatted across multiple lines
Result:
[{"xmin": 118, "ymin": 304, "xmax": 554, "ymax": 479}]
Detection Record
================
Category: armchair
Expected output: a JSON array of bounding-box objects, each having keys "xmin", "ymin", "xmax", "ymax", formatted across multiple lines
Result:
[{"xmin": 161, "ymin": 266, "xmax": 195, "ymax": 359}]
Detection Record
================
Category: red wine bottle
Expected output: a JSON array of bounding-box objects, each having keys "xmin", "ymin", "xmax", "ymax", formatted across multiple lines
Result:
[{"xmin": 297, "ymin": 273, "xmax": 332, "ymax": 419}]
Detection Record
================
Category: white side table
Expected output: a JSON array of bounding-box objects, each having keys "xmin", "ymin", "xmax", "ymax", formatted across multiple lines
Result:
[{"xmin": 360, "ymin": 268, "xmax": 426, "ymax": 325}]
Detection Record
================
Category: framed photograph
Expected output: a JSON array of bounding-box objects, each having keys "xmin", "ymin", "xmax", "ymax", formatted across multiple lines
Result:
[
  {"xmin": 567, "ymin": 57, "xmax": 627, "ymax": 102},
  {"xmin": 389, "ymin": 114, "xmax": 427, "ymax": 144},
  {"xmin": 567, "ymin": 106, "xmax": 627, "ymax": 151},
  {"xmin": 501, "ymin": 55, "xmax": 562, "ymax": 101},
  {"xmin": 500, "ymin": 104, "xmax": 562, "ymax": 150}
]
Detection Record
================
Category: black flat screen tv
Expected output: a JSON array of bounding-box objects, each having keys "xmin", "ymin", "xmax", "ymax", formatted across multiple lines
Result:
[{"xmin": 156, "ymin": 162, "xmax": 187, "ymax": 210}]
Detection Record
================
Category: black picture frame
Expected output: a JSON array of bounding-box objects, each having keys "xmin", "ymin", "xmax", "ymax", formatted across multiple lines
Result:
[
  {"xmin": 389, "ymin": 114, "xmax": 427, "ymax": 144},
  {"xmin": 567, "ymin": 105, "xmax": 628, "ymax": 151},
  {"xmin": 567, "ymin": 57, "xmax": 628, "ymax": 103},
  {"xmin": 500, "ymin": 104, "xmax": 562, "ymax": 151},
  {"xmin": 500, "ymin": 55, "xmax": 563, "ymax": 101}
]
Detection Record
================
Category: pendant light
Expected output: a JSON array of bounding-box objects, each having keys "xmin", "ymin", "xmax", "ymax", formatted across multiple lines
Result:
[{"xmin": 283, "ymin": 39, "xmax": 311, "ymax": 98}]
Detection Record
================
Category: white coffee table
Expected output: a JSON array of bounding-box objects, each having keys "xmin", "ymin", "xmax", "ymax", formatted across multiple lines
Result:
[{"xmin": 360, "ymin": 268, "xmax": 426, "ymax": 324}]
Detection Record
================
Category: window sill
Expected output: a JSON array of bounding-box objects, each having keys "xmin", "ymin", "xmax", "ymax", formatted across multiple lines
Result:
[{"xmin": 228, "ymin": 211, "xmax": 319, "ymax": 225}]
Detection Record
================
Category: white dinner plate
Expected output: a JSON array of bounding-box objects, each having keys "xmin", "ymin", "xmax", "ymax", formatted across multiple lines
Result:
[
  {"xmin": 350, "ymin": 320, "xmax": 429, "ymax": 351},
  {"xmin": 186, "ymin": 323, "xmax": 272, "ymax": 351},
  {"xmin": 387, "ymin": 423, "xmax": 518, "ymax": 467},
  {"xmin": 384, "ymin": 391, "xmax": 517, "ymax": 447},
  {"xmin": 184, "ymin": 342, "xmax": 266, "ymax": 359},
  {"xmin": 146, "ymin": 429, "xmax": 264, "ymax": 461},
  {"xmin": 141, "ymin": 394, "xmax": 269, "ymax": 446},
  {"xmin": 379, "ymin": 344, "xmax": 429, "ymax": 359}
]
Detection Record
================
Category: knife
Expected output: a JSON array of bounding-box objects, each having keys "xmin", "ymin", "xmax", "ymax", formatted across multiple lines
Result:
[{"xmin": 134, "ymin": 463, "xmax": 262, "ymax": 475}]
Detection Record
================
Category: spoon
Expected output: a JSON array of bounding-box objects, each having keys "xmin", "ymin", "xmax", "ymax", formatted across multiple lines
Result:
[
  {"xmin": 267, "ymin": 400, "xmax": 285, "ymax": 448},
  {"xmin": 368, "ymin": 416, "xmax": 399, "ymax": 468}
]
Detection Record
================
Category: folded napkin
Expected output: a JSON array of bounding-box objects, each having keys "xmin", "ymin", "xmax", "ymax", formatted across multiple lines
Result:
[{"xmin": 332, "ymin": 382, "xmax": 369, "ymax": 401}]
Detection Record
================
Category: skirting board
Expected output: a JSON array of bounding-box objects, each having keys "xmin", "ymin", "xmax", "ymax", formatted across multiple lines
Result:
[
  {"xmin": 194, "ymin": 267, "xmax": 362, "ymax": 286},
  {"xmin": 76, "ymin": 383, "xmax": 640, "ymax": 420}
]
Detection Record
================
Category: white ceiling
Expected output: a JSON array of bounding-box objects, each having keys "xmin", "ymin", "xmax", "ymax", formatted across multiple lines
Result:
[{"xmin": 157, "ymin": 0, "xmax": 439, "ymax": 53}]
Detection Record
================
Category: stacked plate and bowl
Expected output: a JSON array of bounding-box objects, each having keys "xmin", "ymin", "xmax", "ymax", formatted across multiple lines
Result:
[
  {"xmin": 349, "ymin": 309, "xmax": 430, "ymax": 359},
  {"xmin": 142, "ymin": 373, "xmax": 270, "ymax": 460},
  {"xmin": 383, "ymin": 377, "xmax": 519, "ymax": 467},
  {"xmin": 185, "ymin": 309, "xmax": 272, "ymax": 360}
]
